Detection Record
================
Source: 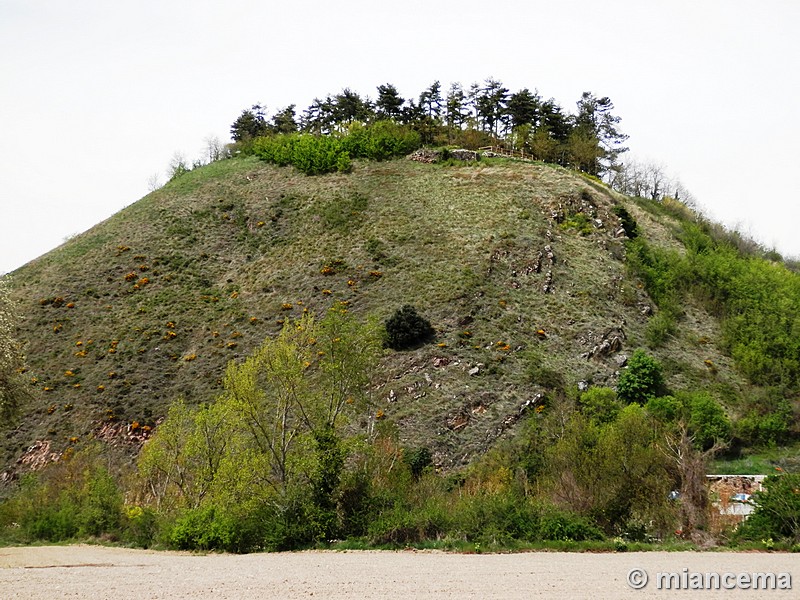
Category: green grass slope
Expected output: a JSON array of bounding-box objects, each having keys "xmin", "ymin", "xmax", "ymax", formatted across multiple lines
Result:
[{"xmin": 3, "ymin": 156, "xmax": 760, "ymax": 474}]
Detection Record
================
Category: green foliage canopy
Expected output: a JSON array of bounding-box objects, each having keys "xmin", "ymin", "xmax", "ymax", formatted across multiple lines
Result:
[
  {"xmin": 384, "ymin": 305, "xmax": 435, "ymax": 350},
  {"xmin": 0, "ymin": 277, "xmax": 29, "ymax": 424},
  {"xmin": 617, "ymin": 349, "xmax": 663, "ymax": 404},
  {"xmin": 739, "ymin": 473, "xmax": 800, "ymax": 542}
]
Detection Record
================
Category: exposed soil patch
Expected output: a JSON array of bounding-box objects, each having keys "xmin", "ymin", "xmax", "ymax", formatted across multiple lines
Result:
[{"xmin": 1, "ymin": 545, "xmax": 795, "ymax": 599}]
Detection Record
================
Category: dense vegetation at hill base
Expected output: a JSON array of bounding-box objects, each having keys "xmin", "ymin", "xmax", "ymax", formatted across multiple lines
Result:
[{"xmin": 1, "ymin": 96, "xmax": 799, "ymax": 552}]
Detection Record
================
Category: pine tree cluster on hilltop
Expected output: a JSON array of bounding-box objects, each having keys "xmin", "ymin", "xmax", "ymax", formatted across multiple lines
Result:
[{"xmin": 230, "ymin": 78, "xmax": 629, "ymax": 179}]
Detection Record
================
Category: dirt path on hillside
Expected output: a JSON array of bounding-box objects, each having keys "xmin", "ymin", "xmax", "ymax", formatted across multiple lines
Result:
[{"xmin": 0, "ymin": 545, "xmax": 796, "ymax": 599}]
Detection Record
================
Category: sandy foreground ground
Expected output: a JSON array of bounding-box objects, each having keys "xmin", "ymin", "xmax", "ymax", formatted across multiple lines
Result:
[{"xmin": 0, "ymin": 545, "xmax": 796, "ymax": 599}]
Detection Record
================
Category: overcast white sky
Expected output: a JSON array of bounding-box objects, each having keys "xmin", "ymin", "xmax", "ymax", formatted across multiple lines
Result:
[{"xmin": 2, "ymin": 0, "xmax": 799, "ymax": 275}]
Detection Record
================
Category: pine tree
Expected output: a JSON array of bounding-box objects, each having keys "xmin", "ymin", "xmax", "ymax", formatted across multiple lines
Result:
[
  {"xmin": 418, "ymin": 81, "xmax": 443, "ymax": 120},
  {"xmin": 506, "ymin": 88, "xmax": 541, "ymax": 130},
  {"xmin": 333, "ymin": 89, "xmax": 374, "ymax": 128},
  {"xmin": 575, "ymin": 92, "xmax": 629, "ymax": 176},
  {"xmin": 230, "ymin": 104, "xmax": 269, "ymax": 141},
  {"xmin": 375, "ymin": 83, "xmax": 405, "ymax": 120},
  {"xmin": 445, "ymin": 82, "xmax": 468, "ymax": 132},
  {"xmin": 300, "ymin": 97, "xmax": 337, "ymax": 135},
  {"xmin": 270, "ymin": 105, "xmax": 298, "ymax": 134},
  {"xmin": 476, "ymin": 78, "xmax": 509, "ymax": 137}
]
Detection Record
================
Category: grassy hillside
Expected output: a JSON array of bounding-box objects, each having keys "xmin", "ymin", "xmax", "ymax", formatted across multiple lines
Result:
[{"xmin": 2, "ymin": 155, "xmax": 788, "ymax": 476}]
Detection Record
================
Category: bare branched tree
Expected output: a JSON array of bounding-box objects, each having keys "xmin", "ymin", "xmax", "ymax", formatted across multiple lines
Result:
[
  {"xmin": 167, "ymin": 152, "xmax": 190, "ymax": 181},
  {"xmin": 661, "ymin": 423, "xmax": 728, "ymax": 544},
  {"xmin": 146, "ymin": 172, "xmax": 162, "ymax": 192},
  {"xmin": 611, "ymin": 158, "xmax": 695, "ymax": 205},
  {"xmin": 202, "ymin": 135, "xmax": 226, "ymax": 163}
]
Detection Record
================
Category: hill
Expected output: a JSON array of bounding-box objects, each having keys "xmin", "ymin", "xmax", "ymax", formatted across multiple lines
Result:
[{"xmin": 5, "ymin": 153, "xmax": 794, "ymax": 480}]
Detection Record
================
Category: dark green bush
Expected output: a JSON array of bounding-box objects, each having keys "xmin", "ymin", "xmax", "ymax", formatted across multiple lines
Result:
[
  {"xmin": 451, "ymin": 493, "xmax": 542, "ymax": 544},
  {"xmin": 252, "ymin": 122, "xmax": 421, "ymax": 176},
  {"xmin": 292, "ymin": 134, "xmax": 352, "ymax": 175},
  {"xmin": 617, "ymin": 349, "xmax": 664, "ymax": 403},
  {"xmin": 261, "ymin": 490, "xmax": 318, "ymax": 551},
  {"xmin": 367, "ymin": 499, "xmax": 450, "ymax": 545},
  {"xmin": 169, "ymin": 503, "xmax": 273, "ymax": 553},
  {"xmin": 644, "ymin": 395, "xmax": 681, "ymax": 423},
  {"xmin": 538, "ymin": 508, "xmax": 604, "ymax": 541},
  {"xmin": 337, "ymin": 470, "xmax": 377, "ymax": 538},
  {"xmin": 384, "ymin": 305, "xmax": 435, "ymax": 350},
  {"xmin": 169, "ymin": 505, "xmax": 225, "ymax": 551},
  {"xmin": 735, "ymin": 399, "xmax": 793, "ymax": 447},
  {"xmin": 404, "ymin": 447, "xmax": 433, "ymax": 479},
  {"xmin": 124, "ymin": 505, "xmax": 159, "ymax": 548},
  {"xmin": 612, "ymin": 205, "xmax": 638, "ymax": 239},
  {"xmin": 77, "ymin": 465, "xmax": 124, "ymax": 537}
]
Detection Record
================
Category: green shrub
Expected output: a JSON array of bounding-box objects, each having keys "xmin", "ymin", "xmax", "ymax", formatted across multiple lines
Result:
[
  {"xmin": 169, "ymin": 505, "xmax": 220, "ymax": 550},
  {"xmin": 252, "ymin": 133, "xmax": 351, "ymax": 175},
  {"xmin": 252, "ymin": 123, "xmax": 421, "ymax": 175},
  {"xmin": 451, "ymin": 493, "xmax": 543, "ymax": 544},
  {"xmin": 738, "ymin": 473, "xmax": 800, "ymax": 542},
  {"xmin": 560, "ymin": 212, "xmax": 594, "ymax": 236},
  {"xmin": 579, "ymin": 387, "xmax": 621, "ymax": 425},
  {"xmin": 625, "ymin": 238, "xmax": 686, "ymax": 308},
  {"xmin": 337, "ymin": 470, "xmax": 376, "ymax": 538},
  {"xmin": 384, "ymin": 305, "xmax": 435, "ymax": 350},
  {"xmin": 645, "ymin": 310, "xmax": 676, "ymax": 348},
  {"xmin": 342, "ymin": 121, "xmax": 421, "ymax": 161},
  {"xmin": 644, "ymin": 395, "xmax": 681, "ymax": 423},
  {"xmin": 3, "ymin": 450, "xmax": 125, "ymax": 543},
  {"xmin": 685, "ymin": 391, "xmax": 731, "ymax": 450},
  {"xmin": 17, "ymin": 481, "xmax": 80, "ymax": 542},
  {"xmin": 617, "ymin": 349, "xmax": 664, "ymax": 403},
  {"xmin": 261, "ymin": 489, "xmax": 318, "ymax": 551},
  {"xmin": 524, "ymin": 352, "xmax": 565, "ymax": 391},
  {"xmin": 292, "ymin": 134, "xmax": 351, "ymax": 175},
  {"xmin": 404, "ymin": 447, "xmax": 433, "ymax": 479},
  {"xmin": 368, "ymin": 500, "xmax": 449, "ymax": 545},
  {"xmin": 169, "ymin": 503, "xmax": 272, "ymax": 553},
  {"xmin": 538, "ymin": 508, "xmax": 604, "ymax": 542},
  {"xmin": 77, "ymin": 465, "xmax": 124, "ymax": 537},
  {"xmin": 735, "ymin": 400, "xmax": 793, "ymax": 447},
  {"xmin": 123, "ymin": 505, "xmax": 159, "ymax": 548}
]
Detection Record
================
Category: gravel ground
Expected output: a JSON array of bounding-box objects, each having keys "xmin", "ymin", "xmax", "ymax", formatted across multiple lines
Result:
[{"xmin": 0, "ymin": 545, "xmax": 796, "ymax": 599}]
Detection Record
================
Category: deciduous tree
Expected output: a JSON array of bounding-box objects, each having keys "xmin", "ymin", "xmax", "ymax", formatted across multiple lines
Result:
[{"xmin": 0, "ymin": 277, "xmax": 29, "ymax": 424}]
